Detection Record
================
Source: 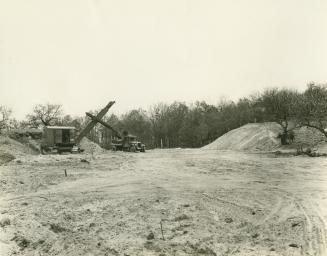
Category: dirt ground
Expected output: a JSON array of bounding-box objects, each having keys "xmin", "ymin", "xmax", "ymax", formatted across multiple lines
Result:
[{"xmin": 0, "ymin": 149, "xmax": 327, "ymax": 256}]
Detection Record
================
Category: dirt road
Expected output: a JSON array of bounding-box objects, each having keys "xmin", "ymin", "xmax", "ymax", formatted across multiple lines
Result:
[{"xmin": 0, "ymin": 149, "xmax": 327, "ymax": 256}]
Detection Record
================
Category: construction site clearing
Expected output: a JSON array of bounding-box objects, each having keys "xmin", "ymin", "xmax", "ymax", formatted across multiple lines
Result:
[{"xmin": 0, "ymin": 122, "xmax": 327, "ymax": 256}]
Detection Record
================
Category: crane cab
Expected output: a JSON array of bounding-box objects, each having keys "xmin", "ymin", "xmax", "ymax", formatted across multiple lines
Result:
[{"xmin": 40, "ymin": 126, "xmax": 80, "ymax": 154}]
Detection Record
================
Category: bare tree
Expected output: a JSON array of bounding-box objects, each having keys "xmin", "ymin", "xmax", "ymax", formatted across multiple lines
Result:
[
  {"xmin": 26, "ymin": 103, "xmax": 63, "ymax": 127},
  {"xmin": 0, "ymin": 105, "xmax": 12, "ymax": 133},
  {"xmin": 260, "ymin": 88, "xmax": 300, "ymax": 144},
  {"xmin": 296, "ymin": 83, "xmax": 327, "ymax": 137}
]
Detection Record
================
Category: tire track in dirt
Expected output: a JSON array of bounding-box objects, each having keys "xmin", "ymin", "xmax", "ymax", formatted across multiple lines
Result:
[
  {"xmin": 258, "ymin": 195, "xmax": 283, "ymax": 225},
  {"xmin": 295, "ymin": 201, "xmax": 315, "ymax": 255},
  {"xmin": 305, "ymin": 201, "xmax": 327, "ymax": 256},
  {"xmin": 313, "ymin": 202, "xmax": 327, "ymax": 254},
  {"xmin": 295, "ymin": 199, "xmax": 327, "ymax": 256},
  {"xmin": 279, "ymin": 190, "xmax": 327, "ymax": 256},
  {"xmin": 253, "ymin": 188, "xmax": 327, "ymax": 256}
]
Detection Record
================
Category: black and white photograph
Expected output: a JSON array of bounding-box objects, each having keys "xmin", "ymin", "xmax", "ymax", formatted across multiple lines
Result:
[{"xmin": 0, "ymin": 1, "xmax": 327, "ymax": 255}]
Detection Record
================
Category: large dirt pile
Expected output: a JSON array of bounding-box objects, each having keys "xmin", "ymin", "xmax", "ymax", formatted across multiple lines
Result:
[
  {"xmin": 202, "ymin": 123, "xmax": 282, "ymax": 151},
  {"xmin": 203, "ymin": 122, "xmax": 327, "ymax": 152},
  {"xmin": 0, "ymin": 135, "xmax": 38, "ymax": 164},
  {"xmin": 317, "ymin": 142, "xmax": 327, "ymax": 154},
  {"xmin": 292, "ymin": 126, "xmax": 326, "ymax": 147},
  {"xmin": 79, "ymin": 137, "xmax": 106, "ymax": 154},
  {"xmin": 7, "ymin": 129, "xmax": 42, "ymax": 152}
]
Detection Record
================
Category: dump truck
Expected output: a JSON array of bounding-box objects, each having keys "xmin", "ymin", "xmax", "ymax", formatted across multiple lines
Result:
[
  {"xmin": 85, "ymin": 112, "xmax": 146, "ymax": 152},
  {"xmin": 111, "ymin": 134, "xmax": 146, "ymax": 152},
  {"xmin": 40, "ymin": 126, "xmax": 82, "ymax": 154}
]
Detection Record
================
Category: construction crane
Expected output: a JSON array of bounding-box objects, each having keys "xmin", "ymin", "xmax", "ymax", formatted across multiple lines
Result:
[
  {"xmin": 40, "ymin": 101, "xmax": 115, "ymax": 154},
  {"xmin": 40, "ymin": 101, "xmax": 145, "ymax": 154}
]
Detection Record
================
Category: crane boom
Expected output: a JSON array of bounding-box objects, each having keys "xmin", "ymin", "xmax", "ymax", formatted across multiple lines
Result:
[
  {"xmin": 85, "ymin": 112, "xmax": 122, "ymax": 139},
  {"xmin": 75, "ymin": 101, "xmax": 115, "ymax": 144}
]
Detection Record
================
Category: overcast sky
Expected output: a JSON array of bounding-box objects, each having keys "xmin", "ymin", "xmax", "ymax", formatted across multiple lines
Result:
[{"xmin": 1, "ymin": 0, "xmax": 326, "ymax": 120}]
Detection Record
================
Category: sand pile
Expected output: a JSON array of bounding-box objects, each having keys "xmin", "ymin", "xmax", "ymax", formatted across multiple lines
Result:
[
  {"xmin": 202, "ymin": 122, "xmax": 282, "ymax": 151},
  {"xmin": 79, "ymin": 137, "xmax": 106, "ymax": 154},
  {"xmin": 7, "ymin": 129, "xmax": 42, "ymax": 152},
  {"xmin": 316, "ymin": 143, "xmax": 327, "ymax": 154},
  {"xmin": 292, "ymin": 126, "xmax": 326, "ymax": 147},
  {"xmin": 203, "ymin": 122, "xmax": 327, "ymax": 152},
  {"xmin": 0, "ymin": 135, "xmax": 38, "ymax": 164}
]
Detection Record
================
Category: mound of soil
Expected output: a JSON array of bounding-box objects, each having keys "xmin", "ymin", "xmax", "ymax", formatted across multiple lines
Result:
[
  {"xmin": 0, "ymin": 135, "xmax": 38, "ymax": 164},
  {"xmin": 0, "ymin": 136, "xmax": 38, "ymax": 156},
  {"xmin": 202, "ymin": 123, "xmax": 282, "ymax": 151},
  {"xmin": 0, "ymin": 151, "xmax": 15, "ymax": 165},
  {"xmin": 291, "ymin": 126, "xmax": 326, "ymax": 147},
  {"xmin": 203, "ymin": 122, "xmax": 327, "ymax": 153},
  {"xmin": 79, "ymin": 137, "xmax": 106, "ymax": 154},
  {"xmin": 317, "ymin": 143, "xmax": 327, "ymax": 154}
]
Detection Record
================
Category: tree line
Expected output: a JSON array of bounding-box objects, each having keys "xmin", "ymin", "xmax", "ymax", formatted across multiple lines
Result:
[{"xmin": 1, "ymin": 82, "xmax": 327, "ymax": 148}]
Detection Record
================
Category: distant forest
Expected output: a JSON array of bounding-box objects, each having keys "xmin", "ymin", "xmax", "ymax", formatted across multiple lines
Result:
[{"xmin": 1, "ymin": 82, "xmax": 327, "ymax": 148}]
